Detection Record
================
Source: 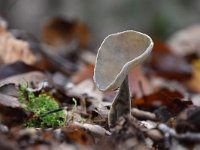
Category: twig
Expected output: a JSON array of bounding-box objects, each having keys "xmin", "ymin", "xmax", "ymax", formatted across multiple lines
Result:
[
  {"xmin": 131, "ymin": 108, "xmax": 158, "ymax": 121},
  {"xmin": 145, "ymin": 129, "xmax": 164, "ymax": 141},
  {"xmin": 159, "ymin": 124, "xmax": 200, "ymax": 142},
  {"xmin": 39, "ymin": 107, "xmax": 66, "ymax": 118}
]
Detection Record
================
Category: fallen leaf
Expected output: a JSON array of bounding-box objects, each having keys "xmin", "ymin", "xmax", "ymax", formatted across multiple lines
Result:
[
  {"xmin": 61, "ymin": 125, "xmax": 94, "ymax": 146},
  {"xmin": 66, "ymin": 79, "xmax": 103, "ymax": 108},
  {"xmin": 129, "ymin": 65, "xmax": 152, "ymax": 98},
  {"xmin": 0, "ymin": 61, "xmax": 40, "ymax": 80},
  {"xmin": 0, "ymin": 135, "xmax": 19, "ymax": 150},
  {"xmin": 132, "ymin": 88, "xmax": 192, "ymax": 115},
  {"xmin": 71, "ymin": 64, "xmax": 94, "ymax": 84},
  {"xmin": 0, "ymin": 93, "xmax": 31, "ymax": 127},
  {"xmin": 0, "ymin": 83, "xmax": 18, "ymax": 97},
  {"xmin": 0, "ymin": 93, "xmax": 22, "ymax": 108},
  {"xmin": 108, "ymin": 115, "xmax": 149, "ymax": 150},
  {"xmin": 188, "ymin": 59, "xmax": 200, "ymax": 93},
  {"xmin": 0, "ymin": 28, "xmax": 36, "ymax": 65},
  {"xmin": 39, "ymin": 44, "xmax": 78, "ymax": 75},
  {"xmin": 0, "ymin": 71, "xmax": 51, "ymax": 88},
  {"xmin": 148, "ymin": 40, "xmax": 192, "ymax": 81},
  {"xmin": 167, "ymin": 24, "xmax": 200, "ymax": 56},
  {"xmin": 42, "ymin": 17, "xmax": 90, "ymax": 50},
  {"xmin": 175, "ymin": 107, "xmax": 200, "ymax": 133}
]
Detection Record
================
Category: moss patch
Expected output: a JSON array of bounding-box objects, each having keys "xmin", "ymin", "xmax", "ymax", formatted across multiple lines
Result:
[{"xmin": 19, "ymin": 84, "xmax": 66, "ymax": 128}]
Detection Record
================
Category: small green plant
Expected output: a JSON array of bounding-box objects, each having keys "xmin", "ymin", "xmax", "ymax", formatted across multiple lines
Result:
[
  {"xmin": 19, "ymin": 83, "xmax": 66, "ymax": 128},
  {"xmin": 66, "ymin": 98, "xmax": 77, "ymax": 123}
]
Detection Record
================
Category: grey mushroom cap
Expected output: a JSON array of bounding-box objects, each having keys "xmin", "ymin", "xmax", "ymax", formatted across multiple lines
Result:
[{"xmin": 94, "ymin": 30, "xmax": 153, "ymax": 92}]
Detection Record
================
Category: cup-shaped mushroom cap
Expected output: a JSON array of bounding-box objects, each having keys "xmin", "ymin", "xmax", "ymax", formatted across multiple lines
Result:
[{"xmin": 94, "ymin": 30, "xmax": 153, "ymax": 91}]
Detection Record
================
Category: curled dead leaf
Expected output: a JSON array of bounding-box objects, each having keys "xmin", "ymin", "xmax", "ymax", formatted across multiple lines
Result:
[
  {"xmin": 71, "ymin": 64, "xmax": 94, "ymax": 84},
  {"xmin": 0, "ymin": 28, "xmax": 36, "ymax": 65},
  {"xmin": 0, "ymin": 93, "xmax": 32, "ymax": 127},
  {"xmin": 42, "ymin": 17, "xmax": 90, "ymax": 49},
  {"xmin": 0, "ymin": 71, "xmax": 50, "ymax": 88}
]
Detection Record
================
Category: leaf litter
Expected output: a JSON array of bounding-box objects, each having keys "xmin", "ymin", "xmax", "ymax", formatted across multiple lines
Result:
[{"xmin": 1, "ymin": 17, "xmax": 200, "ymax": 150}]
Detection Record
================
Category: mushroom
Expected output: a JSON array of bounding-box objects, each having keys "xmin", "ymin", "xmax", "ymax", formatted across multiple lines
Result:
[{"xmin": 93, "ymin": 30, "xmax": 153, "ymax": 127}]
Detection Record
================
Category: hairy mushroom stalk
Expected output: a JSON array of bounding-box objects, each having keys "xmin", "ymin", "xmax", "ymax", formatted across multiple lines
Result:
[{"xmin": 94, "ymin": 30, "xmax": 153, "ymax": 127}]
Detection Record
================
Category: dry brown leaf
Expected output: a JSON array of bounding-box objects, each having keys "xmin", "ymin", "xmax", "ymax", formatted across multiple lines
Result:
[
  {"xmin": 167, "ymin": 24, "xmax": 200, "ymax": 56},
  {"xmin": 132, "ymin": 88, "xmax": 192, "ymax": 115},
  {"xmin": 0, "ymin": 28, "xmax": 36, "ymax": 65},
  {"xmin": 0, "ymin": 93, "xmax": 31, "ymax": 127},
  {"xmin": 176, "ymin": 107, "xmax": 200, "ymax": 133},
  {"xmin": 148, "ymin": 40, "xmax": 192, "ymax": 81},
  {"xmin": 61, "ymin": 125, "xmax": 94, "ymax": 146},
  {"xmin": 0, "ymin": 71, "xmax": 51, "ymax": 90},
  {"xmin": 0, "ymin": 135, "xmax": 19, "ymax": 150},
  {"xmin": 66, "ymin": 79, "xmax": 103, "ymax": 108},
  {"xmin": 71, "ymin": 64, "xmax": 94, "ymax": 84},
  {"xmin": 0, "ymin": 61, "xmax": 40, "ymax": 80},
  {"xmin": 108, "ymin": 115, "xmax": 149, "ymax": 150},
  {"xmin": 188, "ymin": 59, "xmax": 200, "ymax": 93},
  {"xmin": 129, "ymin": 66, "xmax": 152, "ymax": 98},
  {"xmin": 0, "ymin": 93, "xmax": 22, "ymax": 108},
  {"xmin": 42, "ymin": 17, "xmax": 90, "ymax": 49}
]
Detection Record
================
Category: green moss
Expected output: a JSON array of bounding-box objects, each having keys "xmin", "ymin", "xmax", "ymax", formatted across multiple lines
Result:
[{"xmin": 18, "ymin": 84, "xmax": 66, "ymax": 128}]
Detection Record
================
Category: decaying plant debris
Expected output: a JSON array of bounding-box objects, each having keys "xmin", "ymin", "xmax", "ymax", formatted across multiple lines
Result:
[{"xmin": 1, "ymin": 16, "xmax": 200, "ymax": 150}]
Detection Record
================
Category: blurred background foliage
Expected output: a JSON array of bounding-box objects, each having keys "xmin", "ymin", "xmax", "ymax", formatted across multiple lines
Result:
[{"xmin": 0, "ymin": 0, "xmax": 200, "ymax": 49}]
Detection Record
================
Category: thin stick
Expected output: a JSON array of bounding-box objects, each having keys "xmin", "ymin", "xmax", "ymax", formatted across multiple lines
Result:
[
  {"xmin": 159, "ymin": 124, "xmax": 200, "ymax": 142},
  {"xmin": 131, "ymin": 108, "xmax": 158, "ymax": 121},
  {"xmin": 39, "ymin": 107, "xmax": 66, "ymax": 118}
]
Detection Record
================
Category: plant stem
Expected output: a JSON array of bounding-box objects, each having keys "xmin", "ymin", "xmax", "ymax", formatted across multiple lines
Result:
[
  {"xmin": 108, "ymin": 75, "xmax": 130, "ymax": 127},
  {"xmin": 39, "ymin": 107, "xmax": 64, "ymax": 118}
]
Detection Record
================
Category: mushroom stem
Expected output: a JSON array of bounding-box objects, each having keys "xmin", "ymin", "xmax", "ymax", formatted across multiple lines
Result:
[{"xmin": 108, "ymin": 75, "xmax": 131, "ymax": 127}]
